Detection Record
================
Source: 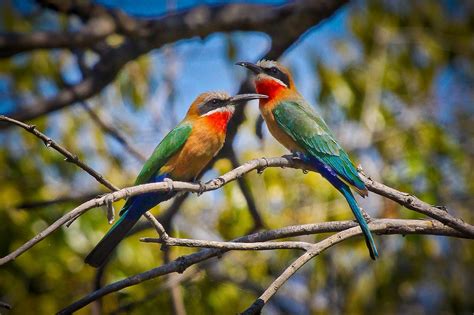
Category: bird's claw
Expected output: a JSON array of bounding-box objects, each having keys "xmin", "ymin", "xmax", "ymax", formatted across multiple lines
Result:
[
  {"xmin": 164, "ymin": 178, "xmax": 175, "ymax": 193},
  {"xmin": 194, "ymin": 180, "xmax": 206, "ymax": 196},
  {"xmin": 104, "ymin": 195, "xmax": 116, "ymax": 224}
]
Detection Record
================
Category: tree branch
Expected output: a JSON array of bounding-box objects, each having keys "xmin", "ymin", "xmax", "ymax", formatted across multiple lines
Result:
[
  {"xmin": 1, "ymin": 40, "xmax": 145, "ymax": 125},
  {"xmin": 3, "ymin": 112, "xmax": 472, "ymax": 314},
  {"xmin": 3, "ymin": 0, "xmax": 348, "ymax": 124},
  {"xmin": 0, "ymin": 115, "xmax": 118, "ymax": 191},
  {"xmin": 241, "ymin": 226, "xmax": 362, "ymax": 315},
  {"xmin": 141, "ymin": 236, "xmax": 312, "ymax": 251},
  {"xmin": 14, "ymin": 191, "xmax": 102, "ymax": 210},
  {"xmin": 57, "ymin": 218, "xmax": 471, "ymax": 314},
  {"xmin": 0, "ymin": 16, "xmax": 115, "ymax": 58},
  {"xmin": 1, "ymin": 154, "xmax": 472, "ymax": 266},
  {"xmin": 359, "ymin": 169, "xmax": 474, "ymax": 236}
]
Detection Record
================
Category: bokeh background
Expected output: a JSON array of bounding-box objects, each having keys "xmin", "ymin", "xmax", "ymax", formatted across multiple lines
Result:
[{"xmin": 0, "ymin": 0, "xmax": 473, "ymax": 314}]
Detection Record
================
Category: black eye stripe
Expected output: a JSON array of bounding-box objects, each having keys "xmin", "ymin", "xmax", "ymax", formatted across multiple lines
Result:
[
  {"xmin": 263, "ymin": 67, "xmax": 290, "ymax": 87},
  {"xmin": 198, "ymin": 98, "xmax": 228, "ymax": 115}
]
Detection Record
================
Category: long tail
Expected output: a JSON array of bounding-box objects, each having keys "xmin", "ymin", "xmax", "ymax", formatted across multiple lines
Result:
[
  {"xmin": 301, "ymin": 153, "xmax": 378, "ymax": 259},
  {"xmin": 84, "ymin": 209, "xmax": 141, "ymax": 268},
  {"xmin": 338, "ymin": 183, "xmax": 378, "ymax": 260}
]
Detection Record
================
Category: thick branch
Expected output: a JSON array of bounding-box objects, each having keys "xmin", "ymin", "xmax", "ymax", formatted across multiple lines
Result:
[
  {"xmin": 0, "ymin": 16, "xmax": 115, "ymax": 58},
  {"xmin": 1, "ymin": 41, "xmax": 144, "ymax": 124},
  {"xmin": 57, "ymin": 218, "xmax": 470, "ymax": 314},
  {"xmin": 3, "ymin": 0, "xmax": 347, "ymax": 124}
]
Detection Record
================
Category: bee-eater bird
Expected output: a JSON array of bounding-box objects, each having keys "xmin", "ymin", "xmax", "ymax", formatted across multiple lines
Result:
[
  {"xmin": 237, "ymin": 60, "xmax": 378, "ymax": 260},
  {"xmin": 85, "ymin": 92, "xmax": 267, "ymax": 267}
]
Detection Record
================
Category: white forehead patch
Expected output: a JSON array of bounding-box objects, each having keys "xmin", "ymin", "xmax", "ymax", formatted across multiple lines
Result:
[
  {"xmin": 201, "ymin": 91, "xmax": 230, "ymax": 104},
  {"xmin": 257, "ymin": 59, "xmax": 279, "ymax": 69}
]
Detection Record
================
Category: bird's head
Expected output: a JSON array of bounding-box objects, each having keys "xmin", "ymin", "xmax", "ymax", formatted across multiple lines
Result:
[
  {"xmin": 186, "ymin": 91, "xmax": 267, "ymax": 131},
  {"xmin": 236, "ymin": 60, "xmax": 294, "ymax": 99}
]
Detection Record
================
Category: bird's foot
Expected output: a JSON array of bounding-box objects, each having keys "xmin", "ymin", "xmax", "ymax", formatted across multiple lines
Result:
[
  {"xmin": 163, "ymin": 178, "xmax": 175, "ymax": 193},
  {"xmin": 257, "ymin": 157, "xmax": 269, "ymax": 174},
  {"xmin": 194, "ymin": 180, "xmax": 206, "ymax": 196},
  {"xmin": 104, "ymin": 194, "xmax": 116, "ymax": 224},
  {"xmin": 357, "ymin": 164, "xmax": 369, "ymax": 177}
]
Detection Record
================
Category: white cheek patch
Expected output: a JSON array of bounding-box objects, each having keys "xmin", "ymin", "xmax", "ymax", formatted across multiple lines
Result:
[
  {"xmin": 257, "ymin": 74, "xmax": 288, "ymax": 88},
  {"xmin": 202, "ymin": 105, "xmax": 235, "ymax": 117}
]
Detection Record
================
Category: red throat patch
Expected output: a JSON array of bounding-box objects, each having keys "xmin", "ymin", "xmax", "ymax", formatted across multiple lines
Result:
[
  {"xmin": 256, "ymin": 78, "xmax": 286, "ymax": 101},
  {"xmin": 205, "ymin": 111, "xmax": 232, "ymax": 133}
]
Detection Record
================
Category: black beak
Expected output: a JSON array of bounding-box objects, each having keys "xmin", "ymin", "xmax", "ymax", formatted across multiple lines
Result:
[
  {"xmin": 229, "ymin": 93, "xmax": 267, "ymax": 104},
  {"xmin": 235, "ymin": 61, "xmax": 263, "ymax": 74}
]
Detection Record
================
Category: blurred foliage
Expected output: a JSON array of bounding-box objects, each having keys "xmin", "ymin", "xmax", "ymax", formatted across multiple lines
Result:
[{"xmin": 0, "ymin": 0, "xmax": 473, "ymax": 314}]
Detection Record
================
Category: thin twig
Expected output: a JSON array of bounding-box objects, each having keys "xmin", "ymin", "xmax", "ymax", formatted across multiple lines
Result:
[
  {"xmin": 143, "ymin": 212, "xmax": 168, "ymax": 240},
  {"xmin": 0, "ymin": 115, "xmax": 118, "ymax": 191},
  {"xmin": 80, "ymin": 102, "xmax": 147, "ymax": 162},
  {"xmin": 14, "ymin": 191, "xmax": 102, "ymax": 210}
]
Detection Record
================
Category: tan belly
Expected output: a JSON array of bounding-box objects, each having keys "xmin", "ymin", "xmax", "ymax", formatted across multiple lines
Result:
[
  {"xmin": 260, "ymin": 104, "xmax": 303, "ymax": 153},
  {"xmin": 162, "ymin": 124, "xmax": 225, "ymax": 181}
]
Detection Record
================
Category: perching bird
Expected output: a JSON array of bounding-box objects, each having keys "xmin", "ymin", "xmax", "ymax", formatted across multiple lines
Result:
[
  {"xmin": 85, "ymin": 92, "xmax": 267, "ymax": 267},
  {"xmin": 237, "ymin": 60, "xmax": 378, "ymax": 260}
]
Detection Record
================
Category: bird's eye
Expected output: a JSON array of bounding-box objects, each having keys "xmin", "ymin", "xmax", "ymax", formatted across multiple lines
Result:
[
  {"xmin": 270, "ymin": 67, "xmax": 278, "ymax": 74},
  {"xmin": 211, "ymin": 99, "xmax": 218, "ymax": 105}
]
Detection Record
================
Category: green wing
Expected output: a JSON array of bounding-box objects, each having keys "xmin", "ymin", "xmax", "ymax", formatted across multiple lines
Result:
[
  {"xmin": 134, "ymin": 122, "xmax": 192, "ymax": 185},
  {"xmin": 119, "ymin": 122, "xmax": 192, "ymax": 216},
  {"xmin": 272, "ymin": 100, "xmax": 366, "ymax": 191}
]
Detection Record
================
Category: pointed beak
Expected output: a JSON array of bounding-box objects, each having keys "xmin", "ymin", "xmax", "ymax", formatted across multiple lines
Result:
[
  {"xmin": 229, "ymin": 93, "xmax": 268, "ymax": 104},
  {"xmin": 235, "ymin": 61, "xmax": 263, "ymax": 74}
]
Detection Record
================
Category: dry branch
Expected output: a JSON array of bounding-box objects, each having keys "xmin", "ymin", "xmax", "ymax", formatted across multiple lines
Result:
[
  {"xmin": 2, "ymin": 115, "xmax": 472, "ymax": 314},
  {"xmin": 141, "ymin": 237, "xmax": 312, "ymax": 251},
  {"xmin": 58, "ymin": 218, "xmax": 471, "ymax": 314},
  {"xmin": 1, "ymin": 144, "xmax": 472, "ymax": 266},
  {"xmin": 0, "ymin": 115, "xmax": 118, "ymax": 191}
]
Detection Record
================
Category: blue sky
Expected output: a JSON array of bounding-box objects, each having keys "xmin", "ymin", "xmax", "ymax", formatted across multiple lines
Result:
[{"xmin": 3, "ymin": 0, "xmax": 472, "ymax": 183}]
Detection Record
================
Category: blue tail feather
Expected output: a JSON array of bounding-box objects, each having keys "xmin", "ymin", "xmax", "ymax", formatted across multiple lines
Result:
[
  {"xmin": 339, "ymin": 184, "xmax": 378, "ymax": 259},
  {"xmin": 85, "ymin": 174, "xmax": 174, "ymax": 267},
  {"xmin": 300, "ymin": 153, "xmax": 378, "ymax": 260}
]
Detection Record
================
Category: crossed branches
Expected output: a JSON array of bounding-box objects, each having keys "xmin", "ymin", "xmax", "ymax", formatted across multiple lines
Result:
[
  {"xmin": 0, "ymin": 0, "xmax": 348, "ymax": 124},
  {"xmin": 1, "ymin": 115, "xmax": 473, "ymax": 314}
]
